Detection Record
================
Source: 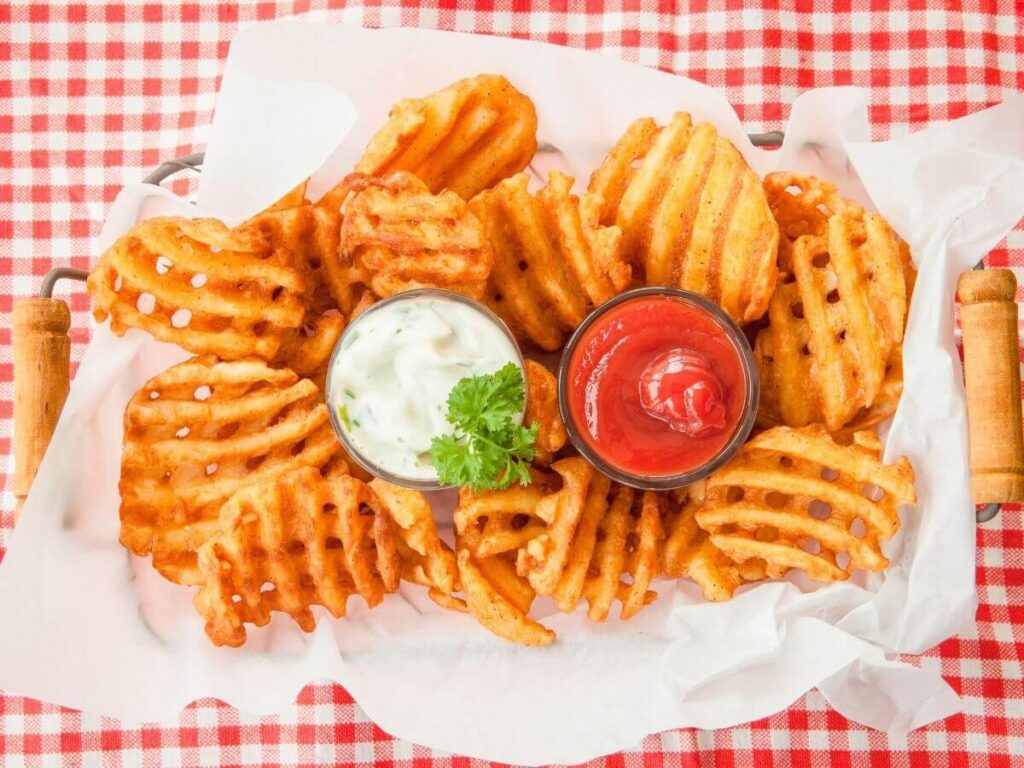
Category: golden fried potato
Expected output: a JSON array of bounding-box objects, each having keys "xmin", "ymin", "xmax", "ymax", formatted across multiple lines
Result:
[
  {"xmin": 471, "ymin": 171, "xmax": 629, "ymax": 351},
  {"xmin": 524, "ymin": 360, "xmax": 566, "ymax": 464},
  {"xmin": 194, "ymin": 466, "xmax": 400, "ymax": 647},
  {"xmin": 88, "ymin": 217, "xmax": 307, "ymax": 360},
  {"xmin": 244, "ymin": 197, "xmax": 346, "ymax": 377},
  {"xmin": 339, "ymin": 172, "xmax": 493, "ymax": 303},
  {"xmin": 457, "ymin": 458, "xmax": 663, "ymax": 623},
  {"xmin": 755, "ymin": 173, "xmax": 914, "ymax": 432},
  {"xmin": 694, "ymin": 426, "xmax": 915, "ymax": 586},
  {"xmin": 456, "ymin": 526, "xmax": 554, "ymax": 646},
  {"xmin": 369, "ymin": 478, "xmax": 461, "ymax": 609},
  {"xmin": 589, "ymin": 113, "xmax": 779, "ymax": 323},
  {"xmin": 119, "ymin": 356, "xmax": 340, "ymax": 584},
  {"xmin": 357, "ymin": 74, "xmax": 537, "ymax": 200}
]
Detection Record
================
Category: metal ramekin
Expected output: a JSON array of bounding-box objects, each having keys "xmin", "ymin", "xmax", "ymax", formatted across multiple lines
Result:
[
  {"xmin": 325, "ymin": 288, "xmax": 526, "ymax": 491},
  {"xmin": 557, "ymin": 286, "xmax": 760, "ymax": 490}
]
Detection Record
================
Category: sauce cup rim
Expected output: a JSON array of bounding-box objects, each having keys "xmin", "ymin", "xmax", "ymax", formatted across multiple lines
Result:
[
  {"xmin": 324, "ymin": 288, "xmax": 526, "ymax": 491},
  {"xmin": 556, "ymin": 286, "xmax": 760, "ymax": 490}
]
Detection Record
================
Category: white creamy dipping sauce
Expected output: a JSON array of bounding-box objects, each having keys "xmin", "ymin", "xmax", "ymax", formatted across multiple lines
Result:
[{"xmin": 327, "ymin": 293, "xmax": 523, "ymax": 482}]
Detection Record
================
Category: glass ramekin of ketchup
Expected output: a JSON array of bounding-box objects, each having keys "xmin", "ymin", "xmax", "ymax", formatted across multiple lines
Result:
[{"xmin": 559, "ymin": 287, "xmax": 759, "ymax": 490}]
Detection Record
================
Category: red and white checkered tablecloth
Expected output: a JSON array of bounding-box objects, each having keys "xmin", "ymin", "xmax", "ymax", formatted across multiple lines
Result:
[{"xmin": 1, "ymin": 2, "xmax": 1022, "ymax": 766}]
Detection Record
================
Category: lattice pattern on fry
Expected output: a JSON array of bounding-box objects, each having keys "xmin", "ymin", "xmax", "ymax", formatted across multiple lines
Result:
[
  {"xmin": 454, "ymin": 468, "xmax": 556, "ymax": 559},
  {"xmin": 456, "ymin": 526, "xmax": 554, "ymax": 646},
  {"xmin": 120, "ymin": 356, "xmax": 340, "ymax": 584},
  {"xmin": 755, "ymin": 174, "xmax": 914, "ymax": 432},
  {"xmin": 194, "ymin": 466, "xmax": 400, "ymax": 647},
  {"xmin": 357, "ymin": 74, "xmax": 538, "ymax": 200},
  {"xmin": 88, "ymin": 217, "xmax": 306, "ymax": 361},
  {"xmin": 245, "ymin": 199, "xmax": 346, "ymax": 377},
  {"xmin": 524, "ymin": 360, "xmax": 566, "ymax": 465},
  {"xmin": 588, "ymin": 113, "xmax": 779, "ymax": 323},
  {"xmin": 470, "ymin": 171, "xmax": 629, "ymax": 351},
  {"xmin": 694, "ymin": 426, "xmax": 915, "ymax": 584},
  {"xmin": 662, "ymin": 485, "xmax": 754, "ymax": 601},
  {"xmin": 370, "ymin": 479, "xmax": 462, "ymax": 610},
  {"xmin": 338, "ymin": 172, "xmax": 493, "ymax": 303}
]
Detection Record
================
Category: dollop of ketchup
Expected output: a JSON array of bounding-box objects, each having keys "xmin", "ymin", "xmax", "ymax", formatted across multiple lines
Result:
[{"xmin": 639, "ymin": 348, "xmax": 727, "ymax": 437}]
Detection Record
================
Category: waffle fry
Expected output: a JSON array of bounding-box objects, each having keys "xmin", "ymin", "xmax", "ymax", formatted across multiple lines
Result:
[
  {"xmin": 339, "ymin": 172, "xmax": 493, "ymax": 302},
  {"xmin": 369, "ymin": 479, "xmax": 461, "ymax": 608},
  {"xmin": 695, "ymin": 426, "xmax": 915, "ymax": 584},
  {"xmin": 245, "ymin": 200, "xmax": 346, "ymax": 377},
  {"xmin": 454, "ymin": 469, "xmax": 555, "ymax": 559},
  {"xmin": 588, "ymin": 113, "xmax": 779, "ymax": 323},
  {"xmin": 456, "ymin": 526, "xmax": 554, "ymax": 646},
  {"xmin": 755, "ymin": 174, "xmax": 913, "ymax": 432},
  {"xmin": 524, "ymin": 360, "xmax": 566, "ymax": 464},
  {"xmin": 357, "ymin": 74, "xmax": 537, "ymax": 200},
  {"xmin": 194, "ymin": 466, "xmax": 400, "ymax": 647},
  {"xmin": 119, "ymin": 356, "xmax": 340, "ymax": 584},
  {"xmin": 470, "ymin": 171, "xmax": 629, "ymax": 351},
  {"xmin": 88, "ymin": 217, "xmax": 307, "ymax": 360}
]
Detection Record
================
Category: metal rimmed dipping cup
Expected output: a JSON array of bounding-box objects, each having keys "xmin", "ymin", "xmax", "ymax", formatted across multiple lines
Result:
[
  {"xmin": 324, "ymin": 288, "xmax": 526, "ymax": 491},
  {"xmin": 557, "ymin": 286, "xmax": 760, "ymax": 490}
]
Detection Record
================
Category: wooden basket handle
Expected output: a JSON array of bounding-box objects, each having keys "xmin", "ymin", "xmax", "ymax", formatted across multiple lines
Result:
[
  {"xmin": 958, "ymin": 269, "xmax": 1024, "ymax": 505},
  {"xmin": 13, "ymin": 297, "xmax": 71, "ymax": 521}
]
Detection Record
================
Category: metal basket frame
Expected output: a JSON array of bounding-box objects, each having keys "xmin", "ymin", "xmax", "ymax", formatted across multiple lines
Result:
[{"xmin": 38, "ymin": 141, "xmax": 1001, "ymax": 523}]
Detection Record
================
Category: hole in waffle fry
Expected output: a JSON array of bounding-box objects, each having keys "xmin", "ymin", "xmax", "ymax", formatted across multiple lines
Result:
[
  {"xmin": 783, "ymin": 272, "xmax": 797, "ymax": 284},
  {"xmin": 812, "ymin": 252, "xmax": 830, "ymax": 268},
  {"xmin": 740, "ymin": 559, "xmax": 767, "ymax": 580},
  {"xmin": 113, "ymin": 275, "xmax": 123, "ymax": 292},
  {"xmin": 290, "ymin": 439, "xmax": 307, "ymax": 456},
  {"xmin": 190, "ymin": 273, "xmax": 207, "ymax": 288},
  {"xmin": 511, "ymin": 513, "xmax": 530, "ymax": 530},
  {"xmin": 300, "ymin": 574, "xmax": 315, "ymax": 589},
  {"xmin": 288, "ymin": 541, "xmax": 306, "ymax": 555},
  {"xmin": 625, "ymin": 532, "xmax": 639, "ymax": 553},
  {"xmin": 148, "ymin": 390, "xmax": 160, "ymax": 400},
  {"xmin": 826, "ymin": 289, "xmax": 840, "ymax": 304},
  {"xmin": 802, "ymin": 537, "xmax": 821, "ymax": 554},
  {"xmin": 836, "ymin": 329, "xmax": 847, "ymax": 343},
  {"xmin": 171, "ymin": 309, "xmax": 192, "ymax": 328},
  {"xmin": 322, "ymin": 503, "xmax": 337, "ymax": 515},
  {"xmin": 800, "ymin": 343, "xmax": 811, "ymax": 357},
  {"xmin": 809, "ymin": 500, "xmax": 832, "ymax": 520},
  {"xmin": 271, "ymin": 286, "xmax": 284, "ymax": 301},
  {"xmin": 193, "ymin": 385, "xmax": 212, "ymax": 401},
  {"xmin": 217, "ymin": 422, "xmax": 240, "ymax": 439},
  {"xmin": 232, "ymin": 594, "xmax": 242, "ymax": 603},
  {"xmin": 836, "ymin": 552, "xmax": 851, "ymax": 570},
  {"xmin": 790, "ymin": 302, "xmax": 805, "ymax": 319},
  {"xmin": 205, "ymin": 463, "xmax": 218, "ymax": 476},
  {"xmin": 850, "ymin": 518, "xmax": 867, "ymax": 539},
  {"xmin": 175, "ymin": 426, "xmax": 190, "ymax": 439},
  {"xmin": 631, "ymin": 159, "xmax": 643, "ymax": 170},
  {"xmin": 726, "ymin": 486, "xmax": 745, "ymax": 503},
  {"xmin": 494, "ymin": 292, "xmax": 503, "ymax": 302},
  {"xmin": 816, "ymin": 203, "xmax": 830, "ymax": 215},
  {"xmin": 308, "ymin": 257, "xmax": 321, "ymax": 269},
  {"xmin": 136, "ymin": 293, "xmax": 156, "ymax": 315},
  {"xmin": 756, "ymin": 526, "xmax": 779, "ymax": 542},
  {"xmin": 325, "ymin": 537, "xmax": 343, "ymax": 550},
  {"xmin": 595, "ymin": 528, "xmax": 606, "ymax": 543},
  {"xmin": 261, "ymin": 582, "xmax": 275, "ymax": 594},
  {"xmin": 244, "ymin": 454, "xmax": 265, "ymax": 471},
  {"xmin": 253, "ymin": 322, "xmax": 268, "ymax": 337},
  {"xmin": 820, "ymin": 467, "xmax": 840, "ymax": 481},
  {"xmin": 765, "ymin": 492, "xmax": 789, "ymax": 509},
  {"xmin": 358, "ymin": 503, "xmax": 374, "ymax": 516},
  {"xmin": 779, "ymin": 456, "xmax": 794, "ymax": 468},
  {"xmin": 518, "ymin": 260, "xmax": 528, "ymax": 271},
  {"xmin": 861, "ymin": 483, "xmax": 885, "ymax": 502},
  {"xmin": 155, "ymin": 256, "xmax": 173, "ymax": 275}
]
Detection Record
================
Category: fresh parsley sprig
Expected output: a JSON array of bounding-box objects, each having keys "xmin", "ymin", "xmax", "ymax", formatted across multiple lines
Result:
[{"xmin": 430, "ymin": 362, "xmax": 538, "ymax": 491}]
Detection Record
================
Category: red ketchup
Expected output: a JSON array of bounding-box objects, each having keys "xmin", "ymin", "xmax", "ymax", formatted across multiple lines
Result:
[{"xmin": 566, "ymin": 295, "xmax": 747, "ymax": 478}]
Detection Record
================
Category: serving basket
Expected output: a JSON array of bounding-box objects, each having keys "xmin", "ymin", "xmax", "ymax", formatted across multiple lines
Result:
[{"xmin": 11, "ymin": 143, "xmax": 1021, "ymax": 537}]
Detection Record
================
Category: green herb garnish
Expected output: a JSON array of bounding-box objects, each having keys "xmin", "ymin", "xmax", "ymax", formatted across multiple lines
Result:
[
  {"xmin": 429, "ymin": 363, "xmax": 537, "ymax": 491},
  {"xmin": 337, "ymin": 404, "xmax": 353, "ymax": 431}
]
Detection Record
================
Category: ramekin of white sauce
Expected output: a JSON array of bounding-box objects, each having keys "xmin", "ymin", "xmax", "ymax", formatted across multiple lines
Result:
[{"xmin": 325, "ymin": 289, "xmax": 524, "ymax": 488}]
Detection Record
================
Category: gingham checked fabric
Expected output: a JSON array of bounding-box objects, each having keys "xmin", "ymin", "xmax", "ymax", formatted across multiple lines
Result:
[{"xmin": 1, "ymin": 2, "xmax": 1022, "ymax": 766}]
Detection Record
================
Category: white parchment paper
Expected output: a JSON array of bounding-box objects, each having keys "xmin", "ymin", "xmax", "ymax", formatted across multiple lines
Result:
[{"xmin": 2, "ymin": 22, "xmax": 1024, "ymax": 765}]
